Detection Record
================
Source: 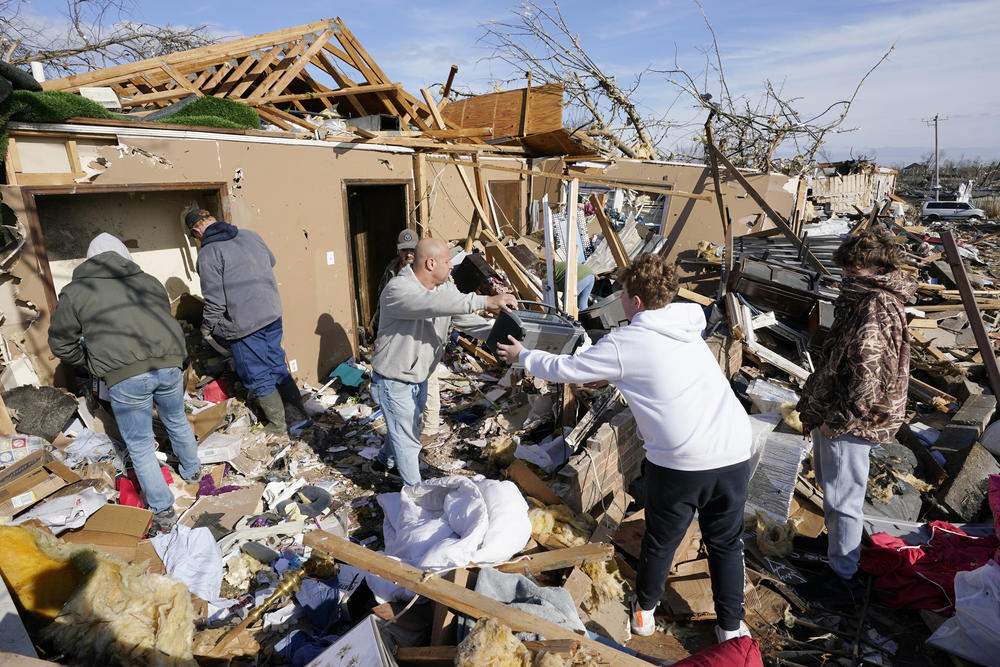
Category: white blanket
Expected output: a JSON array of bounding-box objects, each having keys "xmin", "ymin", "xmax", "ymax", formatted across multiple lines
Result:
[{"xmin": 366, "ymin": 475, "xmax": 532, "ymax": 602}]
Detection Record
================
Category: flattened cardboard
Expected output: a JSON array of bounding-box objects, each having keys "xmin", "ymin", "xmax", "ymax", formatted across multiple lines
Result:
[
  {"xmin": 0, "ymin": 450, "xmax": 81, "ymax": 516},
  {"xmin": 60, "ymin": 504, "xmax": 164, "ymax": 573},
  {"xmin": 179, "ymin": 484, "xmax": 264, "ymax": 539},
  {"xmin": 187, "ymin": 400, "xmax": 230, "ymax": 442},
  {"xmin": 661, "ymin": 559, "xmax": 716, "ymax": 620}
]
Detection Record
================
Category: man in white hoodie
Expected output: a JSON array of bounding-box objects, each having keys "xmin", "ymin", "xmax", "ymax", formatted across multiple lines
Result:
[{"xmin": 497, "ymin": 254, "xmax": 752, "ymax": 643}]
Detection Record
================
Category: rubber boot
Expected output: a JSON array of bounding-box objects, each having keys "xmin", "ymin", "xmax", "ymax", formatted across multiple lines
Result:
[
  {"xmin": 276, "ymin": 380, "xmax": 309, "ymax": 425},
  {"xmin": 256, "ymin": 390, "xmax": 288, "ymax": 435}
]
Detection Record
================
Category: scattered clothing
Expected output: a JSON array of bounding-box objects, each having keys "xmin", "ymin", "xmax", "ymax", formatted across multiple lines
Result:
[{"xmin": 861, "ymin": 520, "xmax": 1000, "ymax": 613}]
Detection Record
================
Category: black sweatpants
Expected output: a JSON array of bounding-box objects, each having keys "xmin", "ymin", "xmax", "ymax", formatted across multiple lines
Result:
[{"xmin": 636, "ymin": 458, "xmax": 751, "ymax": 631}]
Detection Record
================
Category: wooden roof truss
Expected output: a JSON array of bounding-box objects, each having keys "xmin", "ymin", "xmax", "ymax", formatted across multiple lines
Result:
[{"xmin": 41, "ymin": 18, "xmax": 468, "ymax": 137}]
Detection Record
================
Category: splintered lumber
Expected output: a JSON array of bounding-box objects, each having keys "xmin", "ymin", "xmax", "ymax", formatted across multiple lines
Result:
[
  {"xmin": 506, "ymin": 459, "xmax": 563, "ymax": 505},
  {"xmin": 303, "ymin": 531, "xmax": 649, "ymax": 667},
  {"xmin": 706, "ymin": 143, "xmax": 830, "ymax": 275},
  {"xmin": 677, "ymin": 287, "xmax": 714, "ymax": 307},
  {"xmin": 940, "ymin": 229, "xmax": 1000, "ymax": 397},
  {"xmin": 908, "ymin": 376, "xmax": 956, "ymax": 412},
  {"xmin": 496, "ymin": 543, "xmax": 613, "ymax": 575}
]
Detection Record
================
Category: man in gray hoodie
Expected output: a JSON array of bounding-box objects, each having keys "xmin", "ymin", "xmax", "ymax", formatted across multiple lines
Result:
[
  {"xmin": 186, "ymin": 210, "xmax": 305, "ymax": 434},
  {"xmin": 48, "ymin": 233, "xmax": 200, "ymax": 534},
  {"xmin": 372, "ymin": 238, "xmax": 516, "ymax": 485}
]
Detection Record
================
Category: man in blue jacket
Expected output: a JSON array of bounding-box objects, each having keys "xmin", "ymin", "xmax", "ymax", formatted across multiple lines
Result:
[{"xmin": 186, "ymin": 209, "xmax": 305, "ymax": 434}]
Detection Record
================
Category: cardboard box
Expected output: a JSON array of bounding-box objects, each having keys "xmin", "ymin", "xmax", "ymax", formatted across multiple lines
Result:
[
  {"xmin": 0, "ymin": 450, "xmax": 81, "ymax": 517},
  {"xmin": 186, "ymin": 399, "xmax": 230, "ymax": 442},
  {"xmin": 60, "ymin": 505, "xmax": 164, "ymax": 573}
]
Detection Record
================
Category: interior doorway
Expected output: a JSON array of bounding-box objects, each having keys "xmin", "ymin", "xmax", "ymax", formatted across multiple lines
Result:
[{"xmin": 345, "ymin": 183, "xmax": 408, "ymax": 336}]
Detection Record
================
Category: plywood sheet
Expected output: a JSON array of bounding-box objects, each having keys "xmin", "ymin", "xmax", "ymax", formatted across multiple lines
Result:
[{"xmin": 440, "ymin": 83, "xmax": 563, "ymax": 140}]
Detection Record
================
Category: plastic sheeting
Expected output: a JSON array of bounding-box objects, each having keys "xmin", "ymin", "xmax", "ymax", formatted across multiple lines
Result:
[
  {"xmin": 367, "ymin": 475, "xmax": 532, "ymax": 602},
  {"xmin": 927, "ymin": 560, "xmax": 1000, "ymax": 666},
  {"xmin": 151, "ymin": 524, "xmax": 227, "ymax": 603}
]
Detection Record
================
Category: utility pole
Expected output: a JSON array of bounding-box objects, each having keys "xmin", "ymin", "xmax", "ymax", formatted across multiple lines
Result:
[{"xmin": 922, "ymin": 114, "xmax": 949, "ymax": 200}]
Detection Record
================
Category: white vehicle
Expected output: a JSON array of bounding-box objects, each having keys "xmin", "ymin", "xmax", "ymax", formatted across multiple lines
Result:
[{"xmin": 921, "ymin": 200, "xmax": 986, "ymax": 221}]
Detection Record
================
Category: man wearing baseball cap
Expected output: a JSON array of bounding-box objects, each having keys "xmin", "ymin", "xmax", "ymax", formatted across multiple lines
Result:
[{"xmin": 185, "ymin": 208, "xmax": 306, "ymax": 435}]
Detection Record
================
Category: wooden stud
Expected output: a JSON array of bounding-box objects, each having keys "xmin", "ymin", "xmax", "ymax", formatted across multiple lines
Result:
[
  {"xmin": 589, "ymin": 193, "xmax": 628, "ymax": 269},
  {"xmin": 414, "ymin": 153, "xmax": 429, "ymax": 237},
  {"xmin": 496, "ymin": 543, "xmax": 613, "ymax": 575},
  {"xmin": 564, "ymin": 178, "xmax": 579, "ymax": 319},
  {"xmin": 439, "ymin": 64, "xmax": 459, "ymax": 108},
  {"xmin": 302, "ymin": 531, "xmax": 650, "ymax": 667}
]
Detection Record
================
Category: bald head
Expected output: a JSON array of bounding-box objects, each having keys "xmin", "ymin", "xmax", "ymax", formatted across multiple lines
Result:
[
  {"xmin": 413, "ymin": 237, "xmax": 453, "ymax": 289},
  {"xmin": 415, "ymin": 238, "xmax": 448, "ymax": 263}
]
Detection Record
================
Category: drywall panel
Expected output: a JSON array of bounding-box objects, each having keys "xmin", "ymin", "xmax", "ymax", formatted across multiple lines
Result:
[
  {"xmin": 35, "ymin": 191, "xmax": 203, "ymax": 298},
  {"xmin": 12, "ymin": 136, "xmax": 73, "ymax": 173}
]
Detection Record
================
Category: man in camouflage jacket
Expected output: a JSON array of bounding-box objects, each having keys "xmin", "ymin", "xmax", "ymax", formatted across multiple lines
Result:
[{"xmin": 796, "ymin": 229, "xmax": 918, "ymax": 603}]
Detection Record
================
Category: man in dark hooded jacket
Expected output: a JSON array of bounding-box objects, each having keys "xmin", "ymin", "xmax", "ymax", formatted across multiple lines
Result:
[
  {"xmin": 797, "ymin": 228, "xmax": 918, "ymax": 605},
  {"xmin": 48, "ymin": 233, "xmax": 200, "ymax": 534},
  {"xmin": 185, "ymin": 209, "xmax": 305, "ymax": 434}
]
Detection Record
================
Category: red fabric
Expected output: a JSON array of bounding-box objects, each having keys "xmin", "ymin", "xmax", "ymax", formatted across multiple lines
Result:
[
  {"xmin": 671, "ymin": 637, "xmax": 763, "ymax": 667},
  {"xmin": 202, "ymin": 379, "xmax": 234, "ymax": 403},
  {"xmin": 860, "ymin": 520, "xmax": 1000, "ymax": 614},
  {"xmin": 116, "ymin": 476, "xmax": 143, "ymax": 508}
]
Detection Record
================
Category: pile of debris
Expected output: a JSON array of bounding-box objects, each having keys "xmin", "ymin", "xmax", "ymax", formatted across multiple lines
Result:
[{"xmin": 2, "ymin": 18, "xmax": 1000, "ymax": 667}]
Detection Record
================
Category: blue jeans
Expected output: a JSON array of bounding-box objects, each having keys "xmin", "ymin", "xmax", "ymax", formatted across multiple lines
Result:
[
  {"xmin": 371, "ymin": 372, "xmax": 426, "ymax": 486},
  {"xmin": 577, "ymin": 274, "xmax": 595, "ymax": 311},
  {"xmin": 230, "ymin": 317, "xmax": 293, "ymax": 398},
  {"xmin": 108, "ymin": 367, "xmax": 201, "ymax": 513},
  {"xmin": 812, "ymin": 429, "xmax": 873, "ymax": 579}
]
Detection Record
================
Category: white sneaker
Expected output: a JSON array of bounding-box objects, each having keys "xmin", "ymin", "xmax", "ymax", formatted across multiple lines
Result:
[
  {"xmin": 629, "ymin": 596, "xmax": 656, "ymax": 637},
  {"xmin": 714, "ymin": 621, "xmax": 751, "ymax": 643}
]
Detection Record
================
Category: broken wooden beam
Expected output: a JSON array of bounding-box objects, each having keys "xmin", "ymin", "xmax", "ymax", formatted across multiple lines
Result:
[
  {"xmin": 302, "ymin": 531, "xmax": 650, "ymax": 666},
  {"xmin": 496, "ymin": 543, "xmax": 613, "ymax": 575},
  {"xmin": 506, "ymin": 459, "xmax": 563, "ymax": 505},
  {"xmin": 940, "ymin": 229, "xmax": 1000, "ymax": 398},
  {"xmin": 589, "ymin": 193, "xmax": 629, "ymax": 270}
]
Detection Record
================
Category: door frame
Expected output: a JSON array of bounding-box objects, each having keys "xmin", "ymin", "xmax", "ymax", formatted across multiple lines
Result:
[{"xmin": 340, "ymin": 179, "xmax": 412, "ymax": 335}]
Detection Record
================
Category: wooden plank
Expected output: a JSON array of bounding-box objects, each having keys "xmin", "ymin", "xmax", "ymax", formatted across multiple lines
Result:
[
  {"xmin": 158, "ymin": 61, "xmax": 203, "ymax": 97},
  {"xmin": 707, "ymin": 143, "xmax": 830, "ymax": 275},
  {"xmin": 496, "ymin": 543, "xmax": 613, "ymax": 575},
  {"xmin": 677, "ymin": 287, "xmax": 713, "ymax": 307},
  {"xmin": 484, "ymin": 241, "xmax": 544, "ymax": 302},
  {"xmin": 420, "ymin": 87, "xmax": 448, "ymax": 130},
  {"xmin": 248, "ymin": 82, "xmax": 400, "ymax": 106},
  {"xmin": 589, "ymin": 193, "xmax": 628, "ymax": 269},
  {"xmin": 429, "ymin": 569, "xmax": 469, "ymax": 646},
  {"xmin": 506, "ymin": 459, "xmax": 562, "ymax": 505},
  {"xmin": 940, "ymin": 229, "xmax": 1000, "ymax": 397},
  {"xmin": 245, "ymin": 38, "xmax": 308, "ymax": 100},
  {"xmin": 303, "ymin": 531, "xmax": 649, "ymax": 667},
  {"xmin": 253, "ymin": 30, "xmax": 335, "ymax": 103},
  {"xmin": 564, "ymin": 178, "xmax": 580, "ymax": 319},
  {"xmin": 414, "ymin": 153, "xmax": 429, "ymax": 236},
  {"xmin": 520, "ymin": 73, "xmax": 532, "ymax": 136},
  {"xmin": 63, "ymin": 140, "xmax": 83, "ymax": 178},
  {"xmin": 425, "ymin": 156, "xmax": 707, "ymax": 200},
  {"xmin": 472, "ymin": 155, "xmax": 496, "ymax": 236},
  {"xmin": 422, "ymin": 127, "xmax": 493, "ymax": 139},
  {"xmin": 228, "ymin": 45, "xmax": 282, "ymax": 99},
  {"xmin": 260, "ymin": 106, "xmax": 322, "ymax": 132}
]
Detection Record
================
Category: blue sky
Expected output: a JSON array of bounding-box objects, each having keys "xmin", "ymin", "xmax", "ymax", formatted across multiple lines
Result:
[{"xmin": 26, "ymin": 0, "xmax": 1000, "ymax": 165}]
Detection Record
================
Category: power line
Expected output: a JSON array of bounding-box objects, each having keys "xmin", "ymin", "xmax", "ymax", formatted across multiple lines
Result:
[{"xmin": 922, "ymin": 114, "xmax": 949, "ymax": 199}]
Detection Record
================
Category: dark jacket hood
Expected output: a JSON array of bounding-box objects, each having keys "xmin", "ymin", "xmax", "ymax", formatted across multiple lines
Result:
[
  {"xmin": 73, "ymin": 251, "xmax": 143, "ymax": 280},
  {"xmin": 839, "ymin": 269, "xmax": 918, "ymax": 306},
  {"xmin": 201, "ymin": 220, "xmax": 239, "ymax": 247}
]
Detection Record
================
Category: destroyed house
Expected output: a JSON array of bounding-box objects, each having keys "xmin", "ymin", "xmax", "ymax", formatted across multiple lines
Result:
[{"xmin": 0, "ymin": 19, "xmax": 800, "ymax": 389}]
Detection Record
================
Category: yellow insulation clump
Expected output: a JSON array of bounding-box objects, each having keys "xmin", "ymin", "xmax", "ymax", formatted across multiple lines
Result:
[
  {"xmin": 780, "ymin": 403, "xmax": 803, "ymax": 433},
  {"xmin": 755, "ymin": 511, "xmax": 797, "ymax": 558},
  {"xmin": 456, "ymin": 617, "xmax": 532, "ymax": 667},
  {"xmin": 0, "ymin": 526, "xmax": 84, "ymax": 620},
  {"xmin": 527, "ymin": 500, "xmax": 596, "ymax": 548},
  {"xmin": 580, "ymin": 560, "xmax": 625, "ymax": 613}
]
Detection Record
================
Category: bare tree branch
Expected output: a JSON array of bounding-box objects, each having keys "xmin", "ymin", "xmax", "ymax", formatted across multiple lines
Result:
[{"xmin": 0, "ymin": 0, "xmax": 219, "ymax": 79}]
